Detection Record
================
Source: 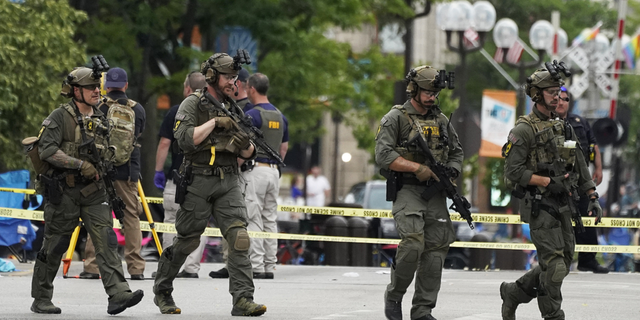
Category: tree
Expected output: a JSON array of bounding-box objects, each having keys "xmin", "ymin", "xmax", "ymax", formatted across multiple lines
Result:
[{"xmin": 0, "ymin": 0, "xmax": 86, "ymax": 172}]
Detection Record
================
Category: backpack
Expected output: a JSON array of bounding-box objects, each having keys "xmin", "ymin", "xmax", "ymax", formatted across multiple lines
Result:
[{"xmin": 103, "ymin": 96, "xmax": 137, "ymax": 166}]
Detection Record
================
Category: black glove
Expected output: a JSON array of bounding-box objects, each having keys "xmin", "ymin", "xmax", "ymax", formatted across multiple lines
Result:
[
  {"xmin": 546, "ymin": 175, "xmax": 569, "ymax": 194},
  {"xmin": 445, "ymin": 167, "xmax": 459, "ymax": 179},
  {"xmin": 231, "ymin": 131, "xmax": 252, "ymax": 151},
  {"xmin": 588, "ymin": 199, "xmax": 603, "ymax": 225}
]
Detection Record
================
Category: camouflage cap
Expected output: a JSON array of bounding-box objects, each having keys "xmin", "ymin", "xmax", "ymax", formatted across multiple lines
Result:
[
  {"xmin": 525, "ymin": 68, "xmax": 564, "ymax": 101},
  {"xmin": 406, "ymin": 65, "xmax": 441, "ymax": 93},
  {"xmin": 201, "ymin": 53, "xmax": 240, "ymax": 83}
]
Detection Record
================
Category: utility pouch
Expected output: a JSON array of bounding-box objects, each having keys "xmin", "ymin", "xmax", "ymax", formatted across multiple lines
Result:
[
  {"xmin": 66, "ymin": 174, "xmax": 76, "ymax": 188},
  {"xmin": 380, "ymin": 168, "xmax": 402, "ymax": 202},
  {"xmin": 589, "ymin": 144, "xmax": 595, "ymax": 162},
  {"xmin": 41, "ymin": 174, "xmax": 63, "ymax": 205},
  {"xmin": 531, "ymin": 192, "xmax": 542, "ymax": 218},
  {"xmin": 22, "ymin": 137, "xmax": 50, "ymax": 175}
]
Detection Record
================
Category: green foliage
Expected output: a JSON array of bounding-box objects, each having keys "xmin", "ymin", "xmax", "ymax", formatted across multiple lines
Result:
[
  {"xmin": 462, "ymin": 153, "xmax": 479, "ymax": 195},
  {"xmin": 0, "ymin": 0, "xmax": 86, "ymax": 171},
  {"xmin": 480, "ymin": 157, "xmax": 510, "ymax": 204}
]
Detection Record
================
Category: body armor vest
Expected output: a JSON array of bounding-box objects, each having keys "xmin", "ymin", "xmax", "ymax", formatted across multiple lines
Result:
[
  {"xmin": 393, "ymin": 105, "xmax": 449, "ymax": 166},
  {"xmin": 517, "ymin": 113, "xmax": 578, "ymax": 181},
  {"xmin": 186, "ymin": 90, "xmax": 239, "ymax": 167},
  {"xmin": 60, "ymin": 102, "xmax": 109, "ymax": 163},
  {"xmin": 253, "ymin": 105, "xmax": 284, "ymax": 160}
]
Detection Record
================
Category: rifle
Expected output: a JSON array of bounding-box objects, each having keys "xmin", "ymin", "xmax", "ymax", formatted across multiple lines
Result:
[
  {"xmin": 407, "ymin": 131, "xmax": 474, "ymax": 230},
  {"xmin": 537, "ymin": 127, "xmax": 584, "ymax": 233},
  {"xmin": 203, "ymin": 90, "xmax": 285, "ymax": 166},
  {"xmin": 101, "ymin": 153, "xmax": 127, "ymax": 229}
]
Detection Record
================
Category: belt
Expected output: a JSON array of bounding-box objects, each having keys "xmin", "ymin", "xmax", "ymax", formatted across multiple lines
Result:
[
  {"xmin": 191, "ymin": 166, "xmax": 237, "ymax": 176},
  {"xmin": 255, "ymin": 162, "xmax": 278, "ymax": 168}
]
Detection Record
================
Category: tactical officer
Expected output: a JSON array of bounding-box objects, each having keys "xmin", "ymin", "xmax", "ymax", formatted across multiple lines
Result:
[
  {"xmin": 152, "ymin": 53, "xmax": 267, "ymax": 317},
  {"xmin": 555, "ymin": 87, "xmax": 608, "ymax": 274},
  {"xmin": 500, "ymin": 66, "xmax": 602, "ymax": 320},
  {"xmin": 29, "ymin": 66, "xmax": 143, "ymax": 314},
  {"xmin": 375, "ymin": 65, "xmax": 463, "ymax": 320}
]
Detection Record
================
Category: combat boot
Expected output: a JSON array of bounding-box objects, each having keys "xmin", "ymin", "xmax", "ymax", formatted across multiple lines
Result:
[
  {"xmin": 231, "ymin": 297, "xmax": 267, "ymax": 316},
  {"xmin": 30, "ymin": 299, "xmax": 61, "ymax": 314},
  {"xmin": 154, "ymin": 290, "xmax": 181, "ymax": 314},
  {"xmin": 384, "ymin": 299, "xmax": 402, "ymax": 320},
  {"xmin": 107, "ymin": 289, "xmax": 144, "ymax": 315},
  {"xmin": 500, "ymin": 282, "xmax": 534, "ymax": 320}
]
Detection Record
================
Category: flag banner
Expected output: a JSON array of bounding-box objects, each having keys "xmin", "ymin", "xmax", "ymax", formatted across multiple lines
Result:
[{"xmin": 506, "ymin": 40, "xmax": 524, "ymax": 64}]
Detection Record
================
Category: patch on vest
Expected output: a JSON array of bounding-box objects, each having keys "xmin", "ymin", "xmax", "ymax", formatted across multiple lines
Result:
[
  {"xmin": 422, "ymin": 125, "xmax": 440, "ymax": 136},
  {"xmin": 502, "ymin": 142, "xmax": 512, "ymax": 157},
  {"xmin": 176, "ymin": 112, "xmax": 186, "ymax": 121},
  {"xmin": 173, "ymin": 120, "xmax": 181, "ymax": 132},
  {"xmin": 42, "ymin": 119, "xmax": 51, "ymax": 126}
]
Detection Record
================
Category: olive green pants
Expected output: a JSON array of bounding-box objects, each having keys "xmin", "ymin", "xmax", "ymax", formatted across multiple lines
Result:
[
  {"xmin": 31, "ymin": 181, "xmax": 131, "ymax": 302},
  {"xmin": 385, "ymin": 185, "xmax": 455, "ymax": 320},
  {"xmin": 153, "ymin": 173, "xmax": 254, "ymax": 305},
  {"xmin": 509, "ymin": 205, "xmax": 574, "ymax": 320}
]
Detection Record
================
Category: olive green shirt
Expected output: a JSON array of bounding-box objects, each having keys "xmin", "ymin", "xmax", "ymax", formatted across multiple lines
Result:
[
  {"xmin": 374, "ymin": 100, "xmax": 464, "ymax": 172},
  {"xmin": 504, "ymin": 106, "xmax": 596, "ymax": 194},
  {"xmin": 38, "ymin": 101, "xmax": 105, "ymax": 161}
]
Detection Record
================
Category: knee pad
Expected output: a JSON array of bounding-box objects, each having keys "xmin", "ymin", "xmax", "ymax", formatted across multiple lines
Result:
[
  {"xmin": 52, "ymin": 235, "xmax": 71, "ymax": 255},
  {"xmin": 106, "ymin": 228, "xmax": 118, "ymax": 249},
  {"xmin": 37, "ymin": 251, "xmax": 48, "ymax": 263},
  {"xmin": 550, "ymin": 260, "xmax": 567, "ymax": 284},
  {"xmin": 180, "ymin": 237, "xmax": 201, "ymax": 255},
  {"xmin": 426, "ymin": 255, "xmax": 443, "ymax": 273},
  {"xmin": 229, "ymin": 228, "xmax": 250, "ymax": 251}
]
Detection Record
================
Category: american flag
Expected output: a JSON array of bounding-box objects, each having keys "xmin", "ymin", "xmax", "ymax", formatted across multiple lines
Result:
[
  {"xmin": 494, "ymin": 47, "xmax": 504, "ymax": 63},
  {"xmin": 463, "ymin": 28, "xmax": 479, "ymax": 49},
  {"xmin": 506, "ymin": 40, "xmax": 524, "ymax": 64}
]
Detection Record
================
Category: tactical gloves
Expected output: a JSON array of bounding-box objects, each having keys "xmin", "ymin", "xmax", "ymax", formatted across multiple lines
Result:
[
  {"xmin": 154, "ymin": 170, "xmax": 166, "ymax": 190},
  {"xmin": 546, "ymin": 175, "xmax": 569, "ymax": 194},
  {"xmin": 414, "ymin": 165, "xmax": 439, "ymax": 182},
  {"xmin": 588, "ymin": 198, "xmax": 603, "ymax": 225},
  {"xmin": 215, "ymin": 117, "xmax": 235, "ymax": 130},
  {"xmin": 232, "ymin": 131, "xmax": 252, "ymax": 151},
  {"xmin": 80, "ymin": 161, "xmax": 98, "ymax": 180}
]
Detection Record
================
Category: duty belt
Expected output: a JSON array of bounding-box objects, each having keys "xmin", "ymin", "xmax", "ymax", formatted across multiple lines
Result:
[{"xmin": 191, "ymin": 165, "xmax": 237, "ymax": 176}]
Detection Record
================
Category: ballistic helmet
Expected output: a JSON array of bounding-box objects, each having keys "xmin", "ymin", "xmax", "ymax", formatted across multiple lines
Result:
[
  {"xmin": 406, "ymin": 66, "xmax": 440, "ymax": 96},
  {"xmin": 525, "ymin": 68, "xmax": 564, "ymax": 103},
  {"xmin": 60, "ymin": 67, "xmax": 102, "ymax": 98},
  {"xmin": 201, "ymin": 53, "xmax": 239, "ymax": 84}
]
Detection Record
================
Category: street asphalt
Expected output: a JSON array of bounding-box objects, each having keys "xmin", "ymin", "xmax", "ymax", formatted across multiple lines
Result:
[{"xmin": 1, "ymin": 259, "xmax": 639, "ymax": 320}]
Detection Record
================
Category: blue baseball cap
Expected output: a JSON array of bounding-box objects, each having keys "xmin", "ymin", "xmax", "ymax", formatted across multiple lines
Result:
[
  {"xmin": 238, "ymin": 69, "xmax": 250, "ymax": 82},
  {"xmin": 105, "ymin": 67, "xmax": 128, "ymax": 88}
]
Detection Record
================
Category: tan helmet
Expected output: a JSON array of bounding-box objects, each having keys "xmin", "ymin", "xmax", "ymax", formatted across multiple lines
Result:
[
  {"xmin": 60, "ymin": 67, "xmax": 101, "ymax": 98},
  {"xmin": 525, "ymin": 68, "xmax": 564, "ymax": 102},
  {"xmin": 201, "ymin": 53, "xmax": 239, "ymax": 84},
  {"xmin": 406, "ymin": 66, "xmax": 440, "ymax": 96}
]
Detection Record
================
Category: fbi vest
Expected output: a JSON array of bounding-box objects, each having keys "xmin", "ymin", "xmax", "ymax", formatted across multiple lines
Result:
[{"xmin": 253, "ymin": 105, "xmax": 284, "ymax": 161}]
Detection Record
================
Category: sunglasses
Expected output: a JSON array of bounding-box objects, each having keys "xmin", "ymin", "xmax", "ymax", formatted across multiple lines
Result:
[
  {"xmin": 559, "ymin": 97, "xmax": 570, "ymax": 102},
  {"xmin": 81, "ymin": 84, "xmax": 100, "ymax": 91}
]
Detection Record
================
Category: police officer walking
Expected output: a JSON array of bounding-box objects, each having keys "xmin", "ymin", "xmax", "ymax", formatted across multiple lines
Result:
[
  {"xmin": 375, "ymin": 66, "xmax": 463, "ymax": 320},
  {"xmin": 152, "ymin": 53, "xmax": 267, "ymax": 317},
  {"xmin": 555, "ymin": 87, "xmax": 608, "ymax": 274},
  {"xmin": 29, "ymin": 65, "xmax": 143, "ymax": 315},
  {"xmin": 500, "ymin": 65, "xmax": 602, "ymax": 320}
]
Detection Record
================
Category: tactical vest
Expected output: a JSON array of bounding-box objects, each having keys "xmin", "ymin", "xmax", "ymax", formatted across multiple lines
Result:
[
  {"xmin": 253, "ymin": 105, "xmax": 284, "ymax": 160},
  {"xmin": 516, "ymin": 113, "xmax": 578, "ymax": 182},
  {"xmin": 101, "ymin": 96, "xmax": 137, "ymax": 166},
  {"xmin": 393, "ymin": 105, "xmax": 449, "ymax": 165},
  {"xmin": 59, "ymin": 102, "xmax": 110, "ymax": 163},
  {"xmin": 185, "ymin": 90, "xmax": 240, "ymax": 167}
]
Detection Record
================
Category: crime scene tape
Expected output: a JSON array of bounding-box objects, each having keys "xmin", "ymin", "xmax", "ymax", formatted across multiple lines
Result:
[
  {"xmin": 2, "ymin": 206, "xmax": 640, "ymax": 253},
  {"xmin": 3, "ymin": 186, "xmax": 640, "ymax": 228}
]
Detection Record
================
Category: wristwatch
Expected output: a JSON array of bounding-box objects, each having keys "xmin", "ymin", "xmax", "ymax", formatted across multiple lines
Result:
[{"xmin": 587, "ymin": 191, "xmax": 599, "ymax": 201}]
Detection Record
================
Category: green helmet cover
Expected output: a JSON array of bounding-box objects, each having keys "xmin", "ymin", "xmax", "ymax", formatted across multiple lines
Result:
[
  {"xmin": 406, "ymin": 65, "xmax": 440, "ymax": 94},
  {"xmin": 60, "ymin": 67, "xmax": 101, "ymax": 97},
  {"xmin": 525, "ymin": 68, "xmax": 564, "ymax": 102},
  {"xmin": 201, "ymin": 53, "xmax": 239, "ymax": 84}
]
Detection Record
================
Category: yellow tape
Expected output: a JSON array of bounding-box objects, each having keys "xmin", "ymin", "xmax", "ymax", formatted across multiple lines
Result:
[
  {"xmin": 4, "ymin": 187, "xmax": 640, "ymax": 228},
  {"xmin": 3, "ymin": 206, "xmax": 640, "ymax": 253}
]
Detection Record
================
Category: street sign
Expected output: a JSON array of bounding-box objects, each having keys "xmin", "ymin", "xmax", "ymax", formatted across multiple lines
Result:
[
  {"xmin": 570, "ymin": 73, "xmax": 589, "ymax": 98},
  {"xmin": 594, "ymin": 48, "xmax": 615, "ymax": 73},
  {"xmin": 568, "ymin": 47, "xmax": 590, "ymax": 71},
  {"xmin": 595, "ymin": 73, "xmax": 612, "ymax": 97}
]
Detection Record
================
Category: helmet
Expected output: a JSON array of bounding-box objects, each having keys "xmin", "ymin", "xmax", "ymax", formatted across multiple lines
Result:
[
  {"xmin": 525, "ymin": 68, "xmax": 564, "ymax": 102},
  {"xmin": 406, "ymin": 66, "xmax": 440, "ymax": 96},
  {"xmin": 201, "ymin": 53, "xmax": 239, "ymax": 84},
  {"xmin": 60, "ymin": 67, "xmax": 101, "ymax": 98}
]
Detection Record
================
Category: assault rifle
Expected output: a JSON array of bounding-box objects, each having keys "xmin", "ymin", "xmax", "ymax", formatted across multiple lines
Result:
[
  {"xmin": 101, "ymin": 152, "xmax": 127, "ymax": 229},
  {"xmin": 203, "ymin": 90, "xmax": 285, "ymax": 166},
  {"xmin": 537, "ymin": 127, "xmax": 584, "ymax": 233},
  {"xmin": 407, "ymin": 132, "xmax": 474, "ymax": 230}
]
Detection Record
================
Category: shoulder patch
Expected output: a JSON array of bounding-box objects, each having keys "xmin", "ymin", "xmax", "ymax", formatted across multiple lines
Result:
[
  {"xmin": 42, "ymin": 119, "xmax": 51, "ymax": 126},
  {"xmin": 175, "ymin": 113, "xmax": 186, "ymax": 121},
  {"xmin": 508, "ymin": 132, "xmax": 518, "ymax": 144},
  {"xmin": 575, "ymin": 117, "xmax": 580, "ymax": 122},
  {"xmin": 502, "ymin": 142, "xmax": 513, "ymax": 158}
]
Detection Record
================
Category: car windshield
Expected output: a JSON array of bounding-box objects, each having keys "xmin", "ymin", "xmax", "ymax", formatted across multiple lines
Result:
[{"xmin": 368, "ymin": 185, "xmax": 392, "ymax": 210}]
